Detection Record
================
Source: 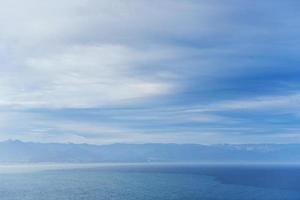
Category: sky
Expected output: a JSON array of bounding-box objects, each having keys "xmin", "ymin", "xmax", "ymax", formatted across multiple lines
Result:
[{"xmin": 0, "ymin": 0, "xmax": 300, "ymax": 144}]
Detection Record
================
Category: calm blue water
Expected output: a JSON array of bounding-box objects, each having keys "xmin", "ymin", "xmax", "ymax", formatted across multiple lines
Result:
[{"xmin": 0, "ymin": 164, "xmax": 300, "ymax": 200}]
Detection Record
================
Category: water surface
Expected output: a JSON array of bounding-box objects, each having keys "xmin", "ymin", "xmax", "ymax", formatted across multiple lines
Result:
[{"xmin": 0, "ymin": 163, "xmax": 299, "ymax": 200}]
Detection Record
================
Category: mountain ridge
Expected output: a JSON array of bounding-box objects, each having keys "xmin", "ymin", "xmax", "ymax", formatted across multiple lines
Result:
[{"xmin": 1, "ymin": 140, "xmax": 300, "ymax": 163}]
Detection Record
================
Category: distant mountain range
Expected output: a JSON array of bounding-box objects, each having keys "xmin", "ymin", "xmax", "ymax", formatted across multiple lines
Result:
[{"xmin": 0, "ymin": 140, "xmax": 300, "ymax": 163}]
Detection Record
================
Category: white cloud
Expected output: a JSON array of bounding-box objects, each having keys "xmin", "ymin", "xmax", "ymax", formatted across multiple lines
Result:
[
  {"xmin": 0, "ymin": 0, "xmax": 230, "ymax": 109},
  {"xmin": 184, "ymin": 93, "xmax": 300, "ymax": 113},
  {"xmin": 0, "ymin": 44, "xmax": 178, "ymax": 108}
]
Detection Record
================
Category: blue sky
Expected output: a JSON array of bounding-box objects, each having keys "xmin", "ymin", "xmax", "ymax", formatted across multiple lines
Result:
[{"xmin": 0, "ymin": 0, "xmax": 299, "ymax": 144}]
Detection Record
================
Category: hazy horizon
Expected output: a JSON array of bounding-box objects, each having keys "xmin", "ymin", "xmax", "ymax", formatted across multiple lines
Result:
[{"xmin": 3, "ymin": 139, "xmax": 300, "ymax": 146}]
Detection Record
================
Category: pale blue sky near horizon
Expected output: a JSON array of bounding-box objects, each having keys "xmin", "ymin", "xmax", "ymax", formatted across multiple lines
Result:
[{"xmin": 0, "ymin": 0, "xmax": 300, "ymax": 144}]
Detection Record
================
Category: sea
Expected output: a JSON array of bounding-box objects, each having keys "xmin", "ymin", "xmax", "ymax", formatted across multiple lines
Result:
[{"xmin": 0, "ymin": 163, "xmax": 300, "ymax": 200}]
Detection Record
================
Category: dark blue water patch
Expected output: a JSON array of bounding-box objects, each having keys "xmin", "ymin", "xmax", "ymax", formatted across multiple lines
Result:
[{"xmin": 201, "ymin": 165, "xmax": 300, "ymax": 191}]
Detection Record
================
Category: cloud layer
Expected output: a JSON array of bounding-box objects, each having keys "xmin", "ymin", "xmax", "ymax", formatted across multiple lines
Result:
[{"xmin": 0, "ymin": 0, "xmax": 300, "ymax": 144}]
